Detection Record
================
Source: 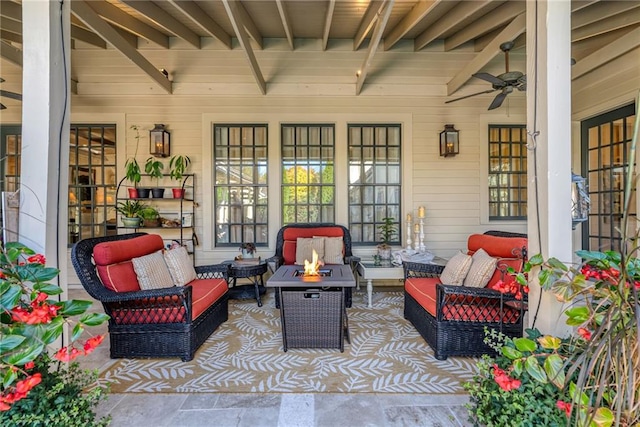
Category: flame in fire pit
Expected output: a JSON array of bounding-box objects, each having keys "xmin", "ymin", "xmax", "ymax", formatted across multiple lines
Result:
[{"xmin": 303, "ymin": 249, "xmax": 324, "ymax": 276}]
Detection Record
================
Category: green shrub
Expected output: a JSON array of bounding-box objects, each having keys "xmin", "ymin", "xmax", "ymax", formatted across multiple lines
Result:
[{"xmin": 0, "ymin": 355, "xmax": 110, "ymax": 426}]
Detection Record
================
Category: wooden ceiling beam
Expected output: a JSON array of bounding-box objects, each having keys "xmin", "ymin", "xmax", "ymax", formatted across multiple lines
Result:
[
  {"xmin": 0, "ymin": 40, "xmax": 21, "ymax": 66},
  {"xmin": 0, "ymin": 16, "xmax": 21, "ymax": 35},
  {"xmin": 168, "ymin": 0, "xmax": 231, "ymax": 49},
  {"xmin": 70, "ymin": 23, "xmax": 108, "ymax": 48},
  {"xmin": 445, "ymin": 1, "xmax": 525, "ymax": 51},
  {"xmin": 275, "ymin": 0, "xmax": 294, "ymax": 50},
  {"xmin": 572, "ymin": 25, "xmax": 640, "ymax": 79},
  {"xmin": 572, "ymin": 1, "xmax": 640, "ymax": 29},
  {"xmin": 354, "ymin": 0, "xmax": 383, "ymax": 51},
  {"xmin": 447, "ymin": 13, "xmax": 526, "ymax": 96},
  {"xmin": 71, "ymin": 0, "xmax": 172, "ymax": 94},
  {"xmin": 384, "ymin": 0, "xmax": 440, "ymax": 51},
  {"xmin": 322, "ymin": 0, "xmax": 336, "ymax": 51},
  {"xmin": 83, "ymin": 0, "xmax": 169, "ymax": 48},
  {"xmin": 356, "ymin": 0, "xmax": 394, "ymax": 95},
  {"xmin": 235, "ymin": 1, "xmax": 263, "ymax": 49},
  {"xmin": 1, "ymin": 30, "xmax": 21, "ymax": 44},
  {"xmin": 0, "ymin": 1, "xmax": 21, "ymax": 21},
  {"xmin": 221, "ymin": 0, "xmax": 266, "ymax": 95},
  {"xmin": 572, "ymin": 5, "xmax": 640, "ymax": 42},
  {"xmin": 415, "ymin": 0, "xmax": 493, "ymax": 51},
  {"xmin": 120, "ymin": 0, "xmax": 200, "ymax": 48}
]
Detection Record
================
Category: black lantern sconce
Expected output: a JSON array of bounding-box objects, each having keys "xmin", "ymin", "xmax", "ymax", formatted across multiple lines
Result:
[
  {"xmin": 150, "ymin": 124, "xmax": 170, "ymax": 158},
  {"xmin": 571, "ymin": 172, "xmax": 590, "ymax": 229},
  {"xmin": 439, "ymin": 124, "xmax": 459, "ymax": 157}
]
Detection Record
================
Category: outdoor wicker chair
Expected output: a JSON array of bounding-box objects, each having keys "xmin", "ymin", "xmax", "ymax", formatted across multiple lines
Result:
[{"xmin": 71, "ymin": 233, "xmax": 230, "ymax": 362}]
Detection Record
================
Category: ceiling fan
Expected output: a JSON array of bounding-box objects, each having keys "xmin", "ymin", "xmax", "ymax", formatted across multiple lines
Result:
[
  {"xmin": 0, "ymin": 78, "xmax": 23, "ymax": 110},
  {"xmin": 446, "ymin": 41, "xmax": 526, "ymax": 110}
]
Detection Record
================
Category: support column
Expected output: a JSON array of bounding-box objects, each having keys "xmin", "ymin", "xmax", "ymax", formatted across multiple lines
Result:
[
  {"xmin": 526, "ymin": 0, "xmax": 573, "ymax": 337},
  {"xmin": 19, "ymin": 0, "xmax": 71, "ymax": 281}
]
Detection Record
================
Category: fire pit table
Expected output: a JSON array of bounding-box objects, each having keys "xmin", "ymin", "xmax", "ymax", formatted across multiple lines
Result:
[{"xmin": 266, "ymin": 264, "xmax": 356, "ymax": 352}]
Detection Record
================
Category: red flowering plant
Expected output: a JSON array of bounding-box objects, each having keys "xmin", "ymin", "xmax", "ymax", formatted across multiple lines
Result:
[
  {"xmin": 0, "ymin": 242, "xmax": 109, "ymax": 414},
  {"xmin": 466, "ymin": 249, "xmax": 639, "ymax": 427}
]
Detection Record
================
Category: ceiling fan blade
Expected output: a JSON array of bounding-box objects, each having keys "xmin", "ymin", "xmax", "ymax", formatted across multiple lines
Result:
[
  {"xmin": 472, "ymin": 72, "xmax": 505, "ymax": 86},
  {"xmin": 516, "ymin": 75, "xmax": 527, "ymax": 91},
  {"xmin": 488, "ymin": 91, "xmax": 508, "ymax": 110},
  {"xmin": 0, "ymin": 89, "xmax": 22, "ymax": 101},
  {"xmin": 445, "ymin": 88, "xmax": 497, "ymax": 104}
]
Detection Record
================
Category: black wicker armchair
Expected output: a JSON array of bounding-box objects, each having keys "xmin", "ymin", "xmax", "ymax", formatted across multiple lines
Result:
[
  {"xmin": 71, "ymin": 233, "xmax": 230, "ymax": 362},
  {"xmin": 266, "ymin": 223, "xmax": 360, "ymax": 308},
  {"xmin": 403, "ymin": 231, "xmax": 528, "ymax": 360}
]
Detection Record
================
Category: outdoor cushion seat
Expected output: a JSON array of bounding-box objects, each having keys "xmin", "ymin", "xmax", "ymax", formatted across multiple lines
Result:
[
  {"xmin": 71, "ymin": 232, "xmax": 231, "ymax": 361},
  {"xmin": 403, "ymin": 230, "xmax": 528, "ymax": 360}
]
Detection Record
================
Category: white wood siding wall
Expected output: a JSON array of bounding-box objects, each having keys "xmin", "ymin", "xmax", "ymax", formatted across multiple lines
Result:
[{"xmin": 1, "ymin": 39, "xmax": 638, "ymax": 273}]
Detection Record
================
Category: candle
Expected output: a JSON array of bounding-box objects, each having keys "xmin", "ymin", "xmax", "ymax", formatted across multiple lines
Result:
[
  {"xmin": 418, "ymin": 206, "xmax": 425, "ymax": 218},
  {"xmin": 407, "ymin": 213, "xmax": 412, "ymax": 223},
  {"xmin": 414, "ymin": 223, "xmax": 420, "ymax": 233}
]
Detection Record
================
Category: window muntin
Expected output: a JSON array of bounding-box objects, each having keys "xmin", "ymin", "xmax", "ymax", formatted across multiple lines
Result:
[
  {"xmin": 348, "ymin": 124, "xmax": 401, "ymax": 244},
  {"xmin": 69, "ymin": 125, "xmax": 117, "ymax": 245},
  {"xmin": 488, "ymin": 125, "xmax": 527, "ymax": 220},
  {"xmin": 281, "ymin": 124, "xmax": 335, "ymax": 225},
  {"xmin": 214, "ymin": 124, "xmax": 268, "ymax": 247}
]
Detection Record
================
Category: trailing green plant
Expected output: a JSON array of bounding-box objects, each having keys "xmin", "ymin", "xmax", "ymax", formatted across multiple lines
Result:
[
  {"xmin": 377, "ymin": 217, "xmax": 398, "ymax": 249},
  {"xmin": 168, "ymin": 155, "xmax": 191, "ymax": 182},
  {"xmin": 0, "ymin": 355, "xmax": 110, "ymax": 426},
  {"xmin": 144, "ymin": 157, "xmax": 164, "ymax": 186},
  {"xmin": 115, "ymin": 199, "xmax": 144, "ymax": 218}
]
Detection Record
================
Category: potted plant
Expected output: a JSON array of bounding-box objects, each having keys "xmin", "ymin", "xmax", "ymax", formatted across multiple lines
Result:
[
  {"xmin": 377, "ymin": 217, "xmax": 397, "ymax": 260},
  {"xmin": 238, "ymin": 242, "xmax": 256, "ymax": 259},
  {"xmin": 144, "ymin": 156, "xmax": 165, "ymax": 198},
  {"xmin": 115, "ymin": 199, "xmax": 144, "ymax": 227},
  {"xmin": 168, "ymin": 155, "xmax": 191, "ymax": 198},
  {"xmin": 138, "ymin": 205, "xmax": 161, "ymax": 227},
  {"xmin": 124, "ymin": 125, "xmax": 143, "ymax": 198}
]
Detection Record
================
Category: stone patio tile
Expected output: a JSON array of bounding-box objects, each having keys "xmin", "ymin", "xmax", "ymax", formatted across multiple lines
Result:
[
  {"xmin": 278, "ymin": 393, "xmax": 314, "ymax": 427},
  {"xmin": 447, "ymin": 405, "xmax": 475, "ymax": 427},
  {"xmin": 106, "ymin": 393, "xmax": 188, "ymax": 426},
  {"xmin": 180, "ymin": 394, "xmax": 221, "ymax": 410},
  {"xmin": 376, "ymin": 393, "xmax": 470, "ymax": 406},
  {"xmin": 385, "ymin": 405, "xmax": 460, "ymax": 427},
  {"xmin": 167, "ymin": 408, "xmax": 243, "ymax": 427},
  {"xmin": 315, "ymin": 393, "xmax": 386, "ymax": 427},
  {"xmin": 215, "ymin": 392, "xmax": 282, "ymax": 409}
]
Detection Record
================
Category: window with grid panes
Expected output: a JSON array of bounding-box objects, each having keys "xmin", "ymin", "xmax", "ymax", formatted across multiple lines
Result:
[
  {"xmin": 281, "ymin": 124, "xmax": 335, "ymax": 224},
  {"xmin": 69, "ymin": 125, "xmax": 117, "ymax": 245},
  {"xmin": 213, "ymin": 124, "xmax": 268, "ymax": 247},
  {"xmin": 348, "ymin": 124, "xmax": 401, "ymax": 245},
  {"xmin": 488, "ymin": 125, "xmax": 527, "ymax": 220}
]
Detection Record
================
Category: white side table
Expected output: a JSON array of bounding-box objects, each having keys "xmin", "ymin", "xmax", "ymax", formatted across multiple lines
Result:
[{"xmin": 357, "ymin": 258, "xmax": 448, "ymax": 308}]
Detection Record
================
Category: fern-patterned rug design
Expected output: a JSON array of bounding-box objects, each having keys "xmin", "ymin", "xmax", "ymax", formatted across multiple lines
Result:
[{"xmin": 100, "ymin": 291, "xmax": 478, "ymax": 393}]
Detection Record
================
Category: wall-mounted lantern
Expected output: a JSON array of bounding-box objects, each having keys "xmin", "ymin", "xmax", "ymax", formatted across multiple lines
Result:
[
  {"xmin": 439, "ymin": 124, "xmax": 459, "ymax": 157},
  {"xmin": 150, "ymin": 124, "xmax": 170, "ymax": 158},
  {"xmin": 571, "ymin": 172, "xmax": 590, "ymax": 229}
]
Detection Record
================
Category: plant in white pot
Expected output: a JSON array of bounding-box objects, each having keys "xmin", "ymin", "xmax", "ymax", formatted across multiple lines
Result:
[
  {"xmin": 168, "ymin": 155, "xmax": 191, "ymax": 198},
  {"xmin": 116, "ymin": 199, "xmax": 144, "ymax": 227},
  {"xmin": 377, "ymin": 217, "xmax": 398, "ymax": 260}
]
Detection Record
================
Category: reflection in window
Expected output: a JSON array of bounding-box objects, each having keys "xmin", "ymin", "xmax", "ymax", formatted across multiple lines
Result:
[
  {"xmin": 214, "ymin": 124, "xmax": 268, "ymax": 247},
  {"xmin": 348, "ymin": 124, "xmax": 401, "ymax": 244},
  {"xmin": 488, "ymin": 125, "xmax": 527, "ymax": 220},
  {"xmin": 69, "ymin": 125, "xmax": 117, "ymax": 245},
  {"xmin": 281, "ymin": 124, "xmax": 335, "ymax": 225}
]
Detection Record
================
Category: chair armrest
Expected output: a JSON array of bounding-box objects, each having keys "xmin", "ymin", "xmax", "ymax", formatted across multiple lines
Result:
[
  {"xmin": 403, "ymin": 261, "xmax": 445, "ymax": 279},
  {"xmin": 195, "ymin": 263, "xmax": 230, "ymax": 281},
  {"xmin": 99, "ymin": 285, "xmax": 192, "ymax": 304},
  {"xmin": 436, "ymin": 284, "xmax": 528, "ymax": 322},
  {"xmin": 266, "ymin": 255, "xmax": 284, "ymax": 272}
]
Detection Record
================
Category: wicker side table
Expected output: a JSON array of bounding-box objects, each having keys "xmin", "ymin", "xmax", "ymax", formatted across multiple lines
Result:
[{"xmin": 224, "ymin": 261, "xmax": 268, "ymax": 307}]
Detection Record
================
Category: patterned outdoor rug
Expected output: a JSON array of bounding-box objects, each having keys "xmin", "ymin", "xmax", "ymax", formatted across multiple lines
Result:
[{"xmin": 100, "ymin": 291, "xmax": 478, "ymax": 393}]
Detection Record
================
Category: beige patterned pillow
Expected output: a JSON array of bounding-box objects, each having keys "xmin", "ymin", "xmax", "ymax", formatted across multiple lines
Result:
[
  {"xmin": 318, "ymin": 236, "xmax": 344, "ymax": 264},
  {"xmin": 439, "ymin": 251, "xmax": 473, "ymax": 285},
  {"xmin": 295, "ymin": 237, "xmax": 325, "ymax": 265},
  {"xmin": 463, "ymin": 248, "xmax": 498, "ymax": 288},
  {"xmin": 164, "ymin": 246, "xmax": 197, "ymax": 286},
  {"xmin": 132, "ymin": 250, "xmax": 175, "ymax": 290}
]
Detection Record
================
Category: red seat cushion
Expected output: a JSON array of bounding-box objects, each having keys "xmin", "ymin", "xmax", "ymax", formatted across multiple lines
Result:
[
  {"xmin": 404, "ymin": 278, "xmax": 439, "ymax": 317},
  {"xmin": 189, "ymin": 278, "xmax": 228, "ymax": 320},
  {"xmin": 281, "ymin": 227, "xmax": 345, "ymax": 265},
  {"xmin": 93, "ymin": 235, "xmax": 165, "ymax": 292}
]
